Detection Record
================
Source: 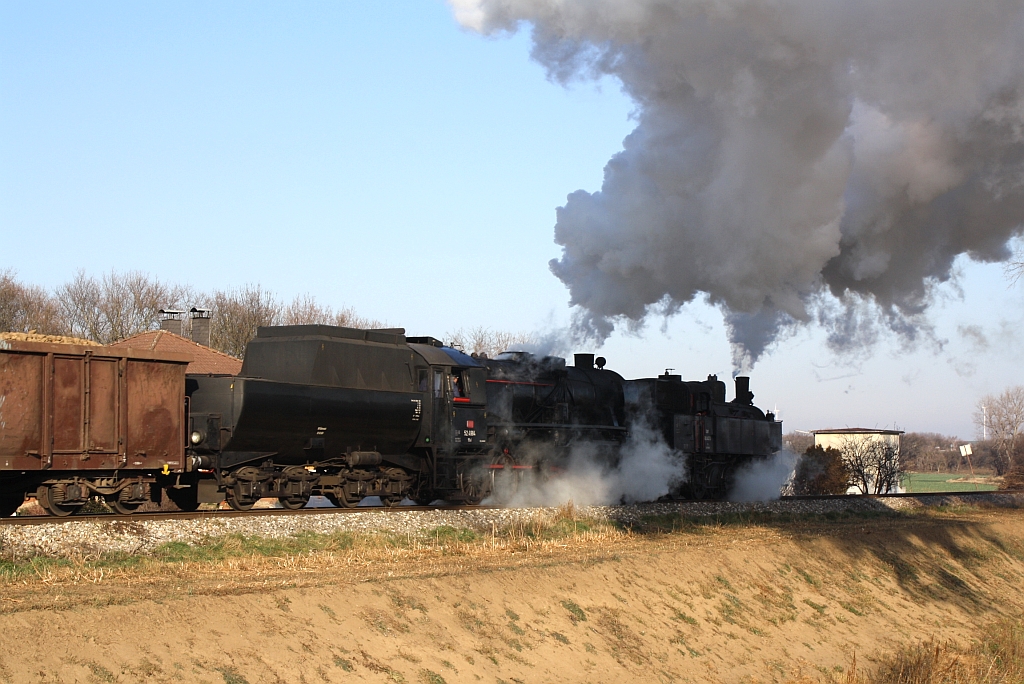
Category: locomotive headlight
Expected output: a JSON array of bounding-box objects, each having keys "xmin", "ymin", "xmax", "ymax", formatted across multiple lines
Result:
[{"xmin": 190, "ymin": 430, "xmax": 205, "ymax": 445}]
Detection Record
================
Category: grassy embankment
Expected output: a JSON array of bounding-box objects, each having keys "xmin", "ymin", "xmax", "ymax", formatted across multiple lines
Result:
[
  {"xmin": 0, "ymin": 504, "xmax": 895, "ymax": 583},
  {"xmin": 3, "ymin": 503, "xmax": 1024, "ymax": 682}
]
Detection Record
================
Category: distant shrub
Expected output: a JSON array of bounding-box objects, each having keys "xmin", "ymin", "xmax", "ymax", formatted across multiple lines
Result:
[{"xmin": 791, "ymin": 445, "xmax": 850, "ymax": 495}]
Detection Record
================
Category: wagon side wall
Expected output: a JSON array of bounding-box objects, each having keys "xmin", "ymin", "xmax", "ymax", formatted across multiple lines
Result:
[{"xmin": 0, "ymin": 340, "xmax": 189, "ymax": 473}]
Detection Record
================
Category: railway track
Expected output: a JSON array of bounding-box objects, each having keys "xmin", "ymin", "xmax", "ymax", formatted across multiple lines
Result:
[{"xmin": 1, "ymin": 489, "xmax": 1012, "ymax": 526}]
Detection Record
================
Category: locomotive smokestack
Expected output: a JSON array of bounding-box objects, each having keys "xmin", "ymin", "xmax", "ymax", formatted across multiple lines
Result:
[
  {"xmin": 190, "ymin": 307, "xmax": 211, "ymax": 347},
  {"xmin": 734, "ymin": 376, "xmax": 753, "ymax": 405},
  {"xmin": 574, "ymin": 353, "xmax": 595, "ymax": 369},
  {"xmin": 159, "ymin": 309, "xmax": 184, "ymax": 336}
]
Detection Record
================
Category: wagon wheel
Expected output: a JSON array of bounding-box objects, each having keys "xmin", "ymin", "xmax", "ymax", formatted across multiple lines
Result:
[
  {"xmin": 109, "ymin": 498, "xmax": 143, "ymax": 515},
  {"xmin": 36, "ymin": 486, "xmax": 81, "ymax": 517}
]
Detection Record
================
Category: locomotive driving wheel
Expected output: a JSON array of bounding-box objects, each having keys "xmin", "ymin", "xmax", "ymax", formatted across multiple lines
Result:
[
  {"xmin": 488, "ymin": 451, "xmax": 521, "ymax": 505},
  {"xmin": 458, "ymin": 472, "xmax": 485, "ymax": 506},
  {"xmin": 689, "ymin": 461, "xmax": 727, "ymax": 501}
]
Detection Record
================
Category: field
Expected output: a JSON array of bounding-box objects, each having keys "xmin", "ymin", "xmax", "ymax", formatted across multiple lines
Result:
[
  {"xmin": 2, "ymin": 504, "xmax": 1024, "ymax": 682},
  {"xmin": 902, "ymin": 472, "xmax": 998, "ymax": 493}
]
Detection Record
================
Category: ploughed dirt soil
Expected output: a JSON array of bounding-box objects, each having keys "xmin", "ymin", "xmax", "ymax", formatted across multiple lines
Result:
[{"xmin": 3, "ymin": 508, "xmax": 1024, "ymax": 683}]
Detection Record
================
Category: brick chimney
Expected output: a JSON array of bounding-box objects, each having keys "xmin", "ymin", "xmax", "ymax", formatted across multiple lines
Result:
[
  {"xmin": 190, "ymin": 307, "xmax": 211, "ymax": 347},
  {"xmin": 159, "ymin": 309, "xmax": 184, "ymax": 336}
]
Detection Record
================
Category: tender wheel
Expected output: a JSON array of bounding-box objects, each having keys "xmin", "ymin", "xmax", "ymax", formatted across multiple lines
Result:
[
  {"xmin": 279, "ymin": 497, "xmax": 309, "ymax": 510},
  {"xmin": 36, "ymin": 486, "xmax": 81, "ymax": 517},
  {"xmin": 226, "ymin": 486, "xmax": 257, "ymax": 511},
  {"xmin": 326, "ymin": 489, "xmax": 361, "ymax": 508}
]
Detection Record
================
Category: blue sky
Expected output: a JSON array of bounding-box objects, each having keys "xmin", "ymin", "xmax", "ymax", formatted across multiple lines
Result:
[{"xmin": 3, "ymin": 1, "xmax": 1023, "ymax": 439}]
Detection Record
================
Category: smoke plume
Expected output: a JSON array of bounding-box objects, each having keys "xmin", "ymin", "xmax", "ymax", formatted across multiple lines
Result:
[{"xmin": 452, "ymin": 0, "xmax": 1024, "ymax": 369}]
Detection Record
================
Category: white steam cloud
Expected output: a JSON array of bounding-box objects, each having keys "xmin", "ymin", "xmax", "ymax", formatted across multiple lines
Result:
[
  {"xmin": 729, "ymin": 449, "xmax": 798, "ymax": 502},
  {"xmin": 452, "ymin": 0, "xmax": 1024, "ymax": 370},
  {"xmin": 490, "ymin": 419, "xmax": 684, "ymax": 506}
]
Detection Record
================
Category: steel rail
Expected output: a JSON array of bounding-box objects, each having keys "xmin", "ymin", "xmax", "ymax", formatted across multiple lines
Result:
[{"xmin": 2, "ymin": 489, "xmax": 1018, "ymax": 526}]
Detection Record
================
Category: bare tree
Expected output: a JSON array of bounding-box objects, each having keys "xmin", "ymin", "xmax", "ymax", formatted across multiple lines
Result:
[
  {"xmin": 54, "ymin": 270, "xmax": 189, "ymax": 343},
  {"xmin": 974, "ymin": 386, "xmax": 1024, "ymax": 475},
  {"xmin": 900, "ymin": 432, "xmax": 964, "ymax": 473},
  {"xmin": 207, "ymin": 284, "xmax": 282, "ymax": 358},
  {"xmin": 447, "ymin": 326, "xmax": 535, "ymax": 357},
  {"xmin": 839, "ymin": 435, "xmax": 904, "ymax": 494},
  {"xmin": 281, "ymin": 294, "xmax": 386, "ymax": 330},
  {"xmin": 7, "ymin": 270, "xmax": 389, "ymax": 356},
  {"xmin": 0, "ymin": 269, "xmax": 64, "ymax": 334},
  {"xmin": 783, "ymin": 431, "xmax": 814, "ymax": 454},
  {"xmin": 1006, "ymin": 243, "xmax": 1024, "ymax": 285}
]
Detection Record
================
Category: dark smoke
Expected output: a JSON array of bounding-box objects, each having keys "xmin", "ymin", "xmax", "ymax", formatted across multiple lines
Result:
[{"xmin": 453, "ymin": 0, "xmax": 1024, "ymax": 370}]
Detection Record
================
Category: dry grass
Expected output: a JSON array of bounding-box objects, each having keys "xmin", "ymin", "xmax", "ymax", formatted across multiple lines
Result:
[{"xmin": 787, "ymin": 618, "xmax": 1024, "ymax": 684}]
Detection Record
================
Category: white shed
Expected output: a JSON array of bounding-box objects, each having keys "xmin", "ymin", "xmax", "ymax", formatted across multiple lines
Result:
[{"xmin": 812, "ymin": 428, "xmax": 905, "ymax": 494}]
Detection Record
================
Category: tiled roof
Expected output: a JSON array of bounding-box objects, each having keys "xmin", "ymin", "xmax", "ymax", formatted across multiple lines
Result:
[
  {"xmin": 107, "ymin": 331, "xmax": 242, "ymax": 375},
  {"xmin": 811, "ymin": 428, "xmax": 904, "ymax": 435}
]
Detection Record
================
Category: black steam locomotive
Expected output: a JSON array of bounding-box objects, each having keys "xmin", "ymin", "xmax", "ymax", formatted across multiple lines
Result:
[{"xmin": 179, "ymin": 325, "xmax": 782, "ymax": 510}]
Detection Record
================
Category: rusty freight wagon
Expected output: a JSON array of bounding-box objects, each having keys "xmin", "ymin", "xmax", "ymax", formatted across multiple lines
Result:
[{"xmin": 0, "ymin": 338, "xmax": 190, "ymax": 516}]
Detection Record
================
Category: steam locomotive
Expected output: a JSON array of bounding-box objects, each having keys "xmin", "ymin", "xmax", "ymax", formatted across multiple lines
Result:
[
  {"xmin": 0, "ymin": 325, "xmax": 782, "ymax": 515},
  {"xmin": 182, "ymin": 325, "xmax": 781, "ymax": 510}
]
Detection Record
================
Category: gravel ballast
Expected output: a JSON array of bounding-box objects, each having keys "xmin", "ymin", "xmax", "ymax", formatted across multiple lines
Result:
[{"xmin": 2, "ymin": 492, "xmax": 1022, "ymax": 560}]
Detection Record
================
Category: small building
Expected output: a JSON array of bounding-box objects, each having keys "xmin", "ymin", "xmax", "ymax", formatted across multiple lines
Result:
[
  {"xmin": 812, "ymin": 428, "xmax": 904, "ymax": 452},
  {"xmin": 107, "ymin": 330, "xmax": 241, "ymax": 376},
  {"xmin": 812, "ymin": 428, "xmax": 905, "ymax": 494}
]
